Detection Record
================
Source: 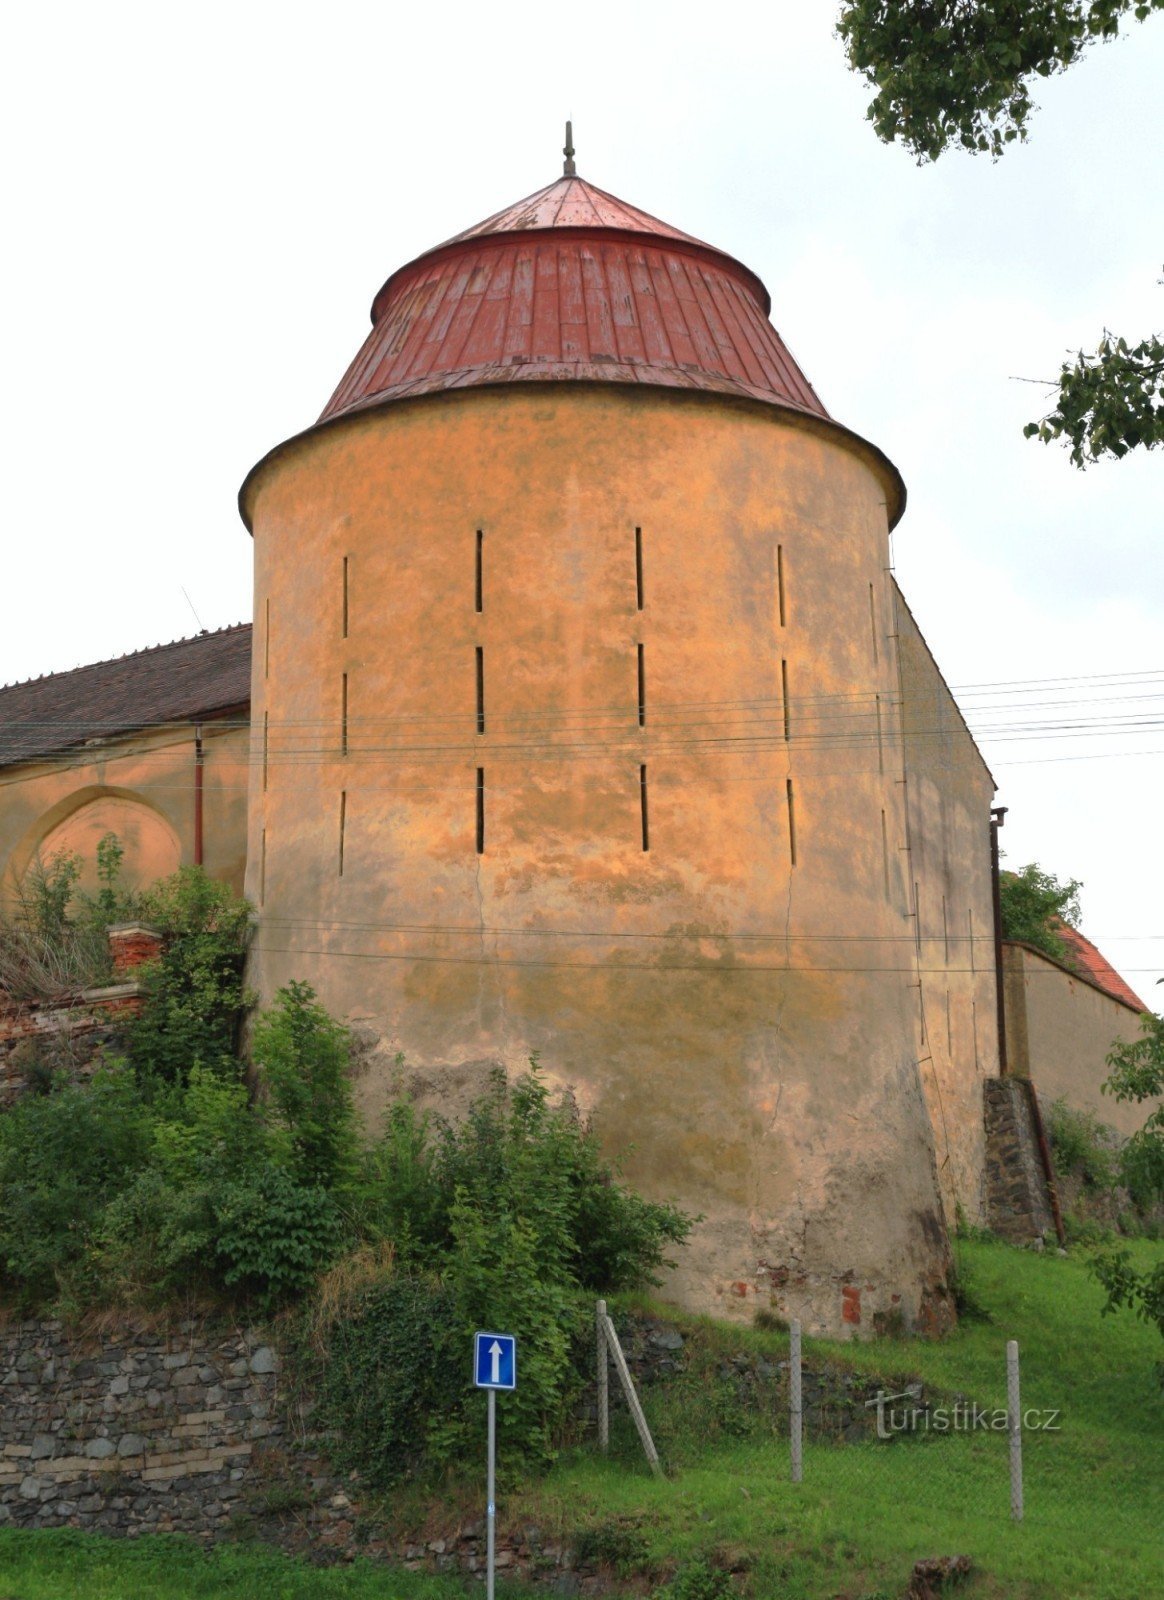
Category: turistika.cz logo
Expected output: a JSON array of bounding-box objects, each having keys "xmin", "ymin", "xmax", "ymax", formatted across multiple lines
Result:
[{"xmin": 865, "ymin": 1390, "xmax": 1061, "ymax": 1440}]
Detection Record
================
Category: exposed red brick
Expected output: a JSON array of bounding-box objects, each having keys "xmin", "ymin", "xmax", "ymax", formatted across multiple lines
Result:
[
  {"xmin": 108, "ymin": 926, "xmax": 164, "ymax": 976},
  {"xmin": 841, "ymin": 1286, "xmax": 862, "ymax": 1325}
]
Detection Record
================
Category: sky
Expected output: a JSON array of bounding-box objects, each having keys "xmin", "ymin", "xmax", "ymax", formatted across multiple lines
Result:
[{"xmin": 1, "ymin": 2, "xmax": 1161, "ymax": 997}]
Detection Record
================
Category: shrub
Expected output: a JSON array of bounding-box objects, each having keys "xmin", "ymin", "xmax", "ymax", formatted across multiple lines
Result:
[
  {"xmin": 998, "ymin": 862, "xmax": 1082, "ymax": 966},
  {"xmin": 303, "ymin": 1274, "xmax": 463, "ymax": 1486},
  {"xmin": 214, "ymin": 1166, "xmax": 343, "ymax": 1305},
  {"xmin": 251, "ymin": 980, "xmax": 358, "ymax": 1191},
  {"xmin": 305, "ymin": 1064, "xmax": 693, "ymax": 1478},
  {"xmin": 0, "ymin": 1064, "xmax": 151, "ymax": 1300},
  {"xmin": 1045, "ymin": 1098, "xmax": 1118, "ymax": 1189},
  {"xmin": 127, "ymin": 868, "xmax": 251, "ymax": 1083}
]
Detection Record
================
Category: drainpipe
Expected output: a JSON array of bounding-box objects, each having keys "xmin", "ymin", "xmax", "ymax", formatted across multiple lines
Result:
[
  {"xmin": 193, "ymin": 723, "xmax": 204, "ymax": 867},
  {"xmin": 990, "ymin": 805, "xmax": 1008, "ymax": 1075}
]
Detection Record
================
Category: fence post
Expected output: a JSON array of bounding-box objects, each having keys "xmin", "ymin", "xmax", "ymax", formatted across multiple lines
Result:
[
  {"xmin": 601, "ymin": 1312, "xmax": 664, "ymax": 1477},
  {"xmin": 790, "ymin": 1318, "xmax": 803, "ymax": 1483},
  {"xmin": 1007, "ymin": 1339, "xmax": 1023, "ymax": 1521},
  {"xmin": 596, "ymin": 1299, "xmax": 609, "ymax": 1454}
]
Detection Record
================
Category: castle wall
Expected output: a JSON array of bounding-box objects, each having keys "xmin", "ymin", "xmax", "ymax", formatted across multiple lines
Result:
[
  {"xmin": 893, "ymin": 589, "xmax": 998, "ymax": 1230},
  {"xmin": 1002, "ymin": 942, "xmax": 1151, "ymax": 1138},
  {"xmin": 246, "ymin": 383, "xmax": 956, "ymax": 1336},
  {"xmin": 0, "ymin": 722, "xmax": 249, "ymax": 905}
]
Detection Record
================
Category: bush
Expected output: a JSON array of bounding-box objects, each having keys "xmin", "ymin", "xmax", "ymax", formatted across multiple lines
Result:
[
  {"xmin": 214, "ymin": 1166, "xmax": 343, "ymax": 1305},
  {"xmin": 998, "ymin": 862, "xmax": 1082, "ymax": 966},
  {"xmin": 303, "ymin": 1274, "xmax": 463, "ymax": 1486},
  {"xmin": 0, "ymin": 1064, "xmax": 151, "ymax": 1301},
  {"xmin": 305, "ymin": 1065, "xmax": 693, "ymax": 1478},
  {"xmin": 0, "ymin": 982, "xmax": 357, "ymax": 1312},
  {"xmin": 127, "ymin": 867, "xmax": 251, "ymax": 1083},
  {"xmin": 1045, "ymin": 1099, "xmax": 1118, "ymax": 1189},
  {"xmin": 251, "ymin": 980, "xmax": 357, "ymax": 1191}
]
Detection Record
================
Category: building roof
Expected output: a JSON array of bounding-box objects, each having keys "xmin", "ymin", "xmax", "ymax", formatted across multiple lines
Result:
[
  {"xmin": 1056, "ymin": 925, "xmax": 1148, "ymax": 1014},
  {"xmin": 0, "ymin": 625, "xmax": 252, "ymax": 770},
  {"xmin": 434, "ymin": 174, "xmax": 714, "ymax": 251},
  {"xmin": 318, "ymin": 170, "xmax": 829, "ymax": 429}
]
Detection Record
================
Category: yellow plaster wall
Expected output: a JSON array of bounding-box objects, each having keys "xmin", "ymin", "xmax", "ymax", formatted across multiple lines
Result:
[
  {"xmin": 893, "ymin": 588, "xmax": 999, "ymax": 1228},
  {"xmin": 0, "ymin": 722, "xmax": 250, "ymax": 905},
  {"xmin": 246, "ymin": 384, "xmax": 965, "ymax": 1336},
  {"xmin": 1002, "ymin": 943, "xmax": 1153, "ymax": 1139}
]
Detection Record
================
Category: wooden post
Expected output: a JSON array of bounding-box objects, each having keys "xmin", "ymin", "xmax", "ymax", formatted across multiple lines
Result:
[
  {"xmin": 790, "ymin": 1319, "xmax": 803, "ymax": 1483},
  {"xmin": 596, "ymin": 1299, "xmax": 609, "ymax": 1454},
  {"xmin": 601, "ymin": 1312, "xmax": 663, "ymax": 1478},
  {"xmin": 1007, "ymin": 1339, "xmax": 1023, "ymax": 1522}
]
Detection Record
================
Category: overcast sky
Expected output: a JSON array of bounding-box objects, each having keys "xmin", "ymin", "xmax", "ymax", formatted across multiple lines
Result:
[{"xmin": 2, "ymin": 2, "xmax": 1161, "ymax": 997}]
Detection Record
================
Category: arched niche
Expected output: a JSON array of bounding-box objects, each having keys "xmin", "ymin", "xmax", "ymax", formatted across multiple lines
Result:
[{"xmin": 28, "ymin": 792, "xmax": 182, "ymax": 897}]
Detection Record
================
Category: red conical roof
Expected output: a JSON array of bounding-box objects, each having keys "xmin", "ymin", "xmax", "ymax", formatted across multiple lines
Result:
[
  {"xmin": 319, "ymin": 172, "xmax": 830, "ymax": 427},
  {"xmin": 434, "ymin": 174, "xmax": 716, "ymax": 251}
]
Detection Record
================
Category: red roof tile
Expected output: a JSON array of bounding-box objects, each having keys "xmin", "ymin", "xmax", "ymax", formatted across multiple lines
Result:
[{"xmin": 1056, "ymin": 925, "xmax": 1148, "ymax": 1013}]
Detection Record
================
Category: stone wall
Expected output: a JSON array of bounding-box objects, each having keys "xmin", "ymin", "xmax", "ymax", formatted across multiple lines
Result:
[
  {"xmin": 0, "ymin": 1318, "xmax": 291, "ymax": 1537},
  {"xmin": 983, "ymin": 1078, "xmax": 1057, "ymax": 1243},
  {"xmin": 0, "ymin": 1308, "xmax": 937, "ymax": 1582}
]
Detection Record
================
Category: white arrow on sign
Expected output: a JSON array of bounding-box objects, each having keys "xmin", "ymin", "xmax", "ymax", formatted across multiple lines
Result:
[{"xmin": 489, "ymin": 1339, "xmax": 503, "ymax": 1385}]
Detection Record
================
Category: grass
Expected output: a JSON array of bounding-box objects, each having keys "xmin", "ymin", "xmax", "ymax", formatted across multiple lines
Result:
[
  {"xmin": 0, "ymin": 1237, "xmax": 1160, "ymax": 1599},
  {"xmin": 0, "ymin": 1530, "xmax": 487, "ymax": 1600},
  {"xmin": 502, "ymin": 1236, "xmax": 1164, "ymax": 1598}
]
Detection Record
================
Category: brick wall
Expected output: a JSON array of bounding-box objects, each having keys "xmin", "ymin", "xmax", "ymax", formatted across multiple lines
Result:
[{"xmin": 0, "ymin": 925, "xmax": 162, "ymax": 1104}]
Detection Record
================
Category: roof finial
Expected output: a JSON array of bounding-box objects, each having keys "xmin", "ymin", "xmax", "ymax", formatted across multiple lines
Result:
[{"xmin": 563, "ymin": 120, "xmax": 576, "ymax": 177}]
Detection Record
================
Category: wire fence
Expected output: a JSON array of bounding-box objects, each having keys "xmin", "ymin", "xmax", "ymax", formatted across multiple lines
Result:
[{"xmin": 593, "ymin": 1306, "xmax": 1164, "ymax": 1551}]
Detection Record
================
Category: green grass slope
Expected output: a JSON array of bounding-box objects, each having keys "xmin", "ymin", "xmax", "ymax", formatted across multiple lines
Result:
[{"xmin": 0, "ymin": 1237, "xmax": 1160, "ymax": 1600}]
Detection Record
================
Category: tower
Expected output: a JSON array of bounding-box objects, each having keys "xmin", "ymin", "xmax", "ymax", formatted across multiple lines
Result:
[{"xmin": 240, "ymin": 157, "xmax": 987, "ymax": 1334}]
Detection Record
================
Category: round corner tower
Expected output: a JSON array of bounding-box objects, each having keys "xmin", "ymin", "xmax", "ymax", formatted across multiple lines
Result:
[{"xmin": 240, "ymin": 164, "xmax": 957, "ymax": 1336}]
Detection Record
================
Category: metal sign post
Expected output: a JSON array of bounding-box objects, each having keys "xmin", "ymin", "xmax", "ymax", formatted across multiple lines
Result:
[{"xmin": 474, "ymin": 1331, "xmax": 517, "ymax": 1600}]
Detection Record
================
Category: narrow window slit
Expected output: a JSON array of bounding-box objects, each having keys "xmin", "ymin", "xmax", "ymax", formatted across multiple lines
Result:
[
  {"xmin": 637, "ymin": 644, "xmax": 646, "ymax": 727},
  {"xmin": 777, "ymin": 545, "xmax": 786, "ymax": 627},
  {"xmin": 338, "ymin": 790, "xmax": 347, "ymax": 877},
  {"xmin": 262, "ymin": 712, "xmax": 269, "ymax": 793},
  {"xmin": 341, "ymin": 673, "xmax": 348, "ymax": 757},
  {"xmin": 972, "ymin": 999, "xmax": 980, "ymax": 1069},
  {"xmin": 869, "ymin": 583, "xmax": 878, "ymax": 663},
  {"xmin": 781, "ymin": 659, "xmax": 790, "ymax": 741},
  {"xmin": 342, "ymin": 556, "xmax": 349, "ymax": 639},
  {"xmin": 259, "ymin": 828, "xmax": 267, "ymax": 905},
  {"xmin": 475, "ymin": 529, "xmax": 483, "ymax": 614},
  {"xmin": 880, "ymin": 809, "xmax": 890, "ymax": 895},
  {"xmin": 476, "ymin": 768, "xmax": 485, "ymax": 854},
  {"xmin": 786, "ymin": 779, "xmax": 797, "ymax": 866},
  {"xmin": 635, "ymin": 527, "xmax": 644, "ymax": 611},
  {"xmin": 913, "ymin": 881, "xmax": 921, "ymax": 953},
  {"xmin": 476, "ymin": 647, "xmax": 485, "ymax": 734},
  {"xmin": 875, "ymin": 694, "xmax": 884, "ymax": 774},
  {"xmin": 640, "ymin": 764, "xmax": 650, "ymax": 852}
]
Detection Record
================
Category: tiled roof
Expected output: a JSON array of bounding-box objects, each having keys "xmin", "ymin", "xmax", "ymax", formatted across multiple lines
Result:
[
  {"xmin": 0, "ymin": 625, "xmax": 252, "ymax": 770},
  {"xmin": 1056, "ymin": 925, "xmax": 1148, "ymax": 1013}
]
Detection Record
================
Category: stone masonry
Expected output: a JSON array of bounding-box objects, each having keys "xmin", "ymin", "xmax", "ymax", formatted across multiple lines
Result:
[
  {"xmin": 983, "ymin": 1078, "xmax": 1057, "ymax": 1243},
  {"xmin": 0, "ymin": 1319, "xmax": 292, "ymax": 1537}
]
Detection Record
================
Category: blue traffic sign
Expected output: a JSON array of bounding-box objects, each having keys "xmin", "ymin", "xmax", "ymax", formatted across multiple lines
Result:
[{"xmin": 474, "ymin": 1331, "xmax": 517, "ymax": 1390}]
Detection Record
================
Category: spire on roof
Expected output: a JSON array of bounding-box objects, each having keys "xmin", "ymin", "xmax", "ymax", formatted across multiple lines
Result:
[{"xmin": 562, "ymin": 120, "xmax": 576, "ymax": 177}]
